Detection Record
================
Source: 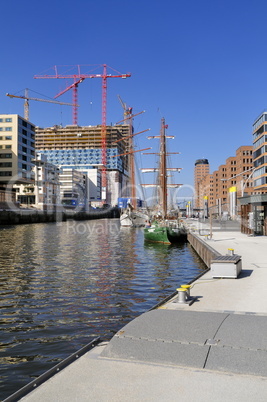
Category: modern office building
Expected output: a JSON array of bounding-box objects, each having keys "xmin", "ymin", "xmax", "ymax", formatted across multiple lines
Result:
[
  {"xmin": 252, "ymin": 111, "xmax": 267, "ymax": 193},
  {"xmin": 0, "ymin": 114, "xmax": 35, "ymax": 208},
  {"xmin": 0, "ymin": 114, "xmax": 35, "ymax": 184},
  {"xmin": 35, "ymin": 124, "xmax": 131, "ymax": 205},
  {"xmin": 240, "ymin": 111, "xmax": 267, "ymax": 235}
]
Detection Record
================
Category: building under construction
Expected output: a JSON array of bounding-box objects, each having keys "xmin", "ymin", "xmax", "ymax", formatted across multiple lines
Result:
[{"xmin": 35, "ymin": 123, "xmax": 131, "ymax": 206}]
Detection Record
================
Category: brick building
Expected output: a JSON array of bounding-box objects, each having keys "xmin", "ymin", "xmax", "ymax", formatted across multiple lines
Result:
[{"xmin": 195, "ymin": 146, "xmax": 253, "ymax": 217}]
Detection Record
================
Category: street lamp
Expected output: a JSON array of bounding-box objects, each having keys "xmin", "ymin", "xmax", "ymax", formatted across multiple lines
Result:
[{"xmin": 241, "ymin": 168, "xmax": 255, "ymax": 197}]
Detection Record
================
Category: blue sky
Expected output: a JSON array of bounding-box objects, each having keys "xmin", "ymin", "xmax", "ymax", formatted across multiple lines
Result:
[{"xmin": 1, "ymin": 0, "xmax": 266, "ymax": 198}]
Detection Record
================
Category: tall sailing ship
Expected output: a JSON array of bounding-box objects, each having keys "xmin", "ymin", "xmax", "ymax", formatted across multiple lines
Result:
[
  {"xmin": 142, "ymin": 118, "xmax": 187, "ymax": 244},
  {"xmin": 114, "ymin": 98, "xmax": 150, "ymax": 227}
]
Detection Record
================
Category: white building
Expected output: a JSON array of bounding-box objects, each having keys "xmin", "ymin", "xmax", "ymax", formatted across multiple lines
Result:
[
  {"xmin": 59, "ymin": 168, "xmax": 88, "ymax": 211},
  {"xmin": 34, "ymin": 153, "xmax": 60, "ymax": 210}
]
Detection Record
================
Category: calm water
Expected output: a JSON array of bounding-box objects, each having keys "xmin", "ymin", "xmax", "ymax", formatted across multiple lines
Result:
[{"xmin": 0, "ymin": 219, "xmax": 206, "ymax": 400}]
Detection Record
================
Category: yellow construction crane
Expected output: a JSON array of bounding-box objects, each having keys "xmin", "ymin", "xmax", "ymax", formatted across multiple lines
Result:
[{"xmin": 6, "ymin": 88, "xmax": 78, "ymax": 121}]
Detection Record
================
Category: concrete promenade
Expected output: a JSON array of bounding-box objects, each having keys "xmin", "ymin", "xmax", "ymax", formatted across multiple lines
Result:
[{"xmin": 17, "ymin": 219, "xmax": 267, "ymax": 402}]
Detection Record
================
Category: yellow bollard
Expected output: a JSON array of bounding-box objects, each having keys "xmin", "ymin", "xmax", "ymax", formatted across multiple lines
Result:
[
  {"xmin": 228, "ymin": 248, "xmax": 234, "ymax": 256},
  {"xmin": 181, "ymin": 284, "xmax": 191, "ymax": 298},
  {"xmin": 176, "ymin": 288, "xmax": 187, "ymax": 304}
]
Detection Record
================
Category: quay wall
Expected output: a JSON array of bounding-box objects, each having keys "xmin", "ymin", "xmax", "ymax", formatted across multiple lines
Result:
[
  {"xmin": 187, "ymin": 232, "xmax": 221, "ymax": 268},
  {"xmin": 0, "ymin": 207, "xmax": 120, "ymax": 225},
  {"xmin": 0, "ymin": 210, "xmax": 67, "ymax": 225},
  {"xmin": 74, "ymin": 207, "xmax": 120, "ymax": 220}
]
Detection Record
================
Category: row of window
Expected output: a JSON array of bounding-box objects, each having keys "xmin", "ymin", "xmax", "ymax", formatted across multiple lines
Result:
[
  {"xmin": 0, "ymin": 171, "xmax": 12, "ymax": 176},
  {"xmin": 252, "ymin": 114, "xmax": 267, "ymax": 133},
  {"xmin": 18, "ymin": 128, "xmax": 35, "ymax": 138},
  {"xmin": 254, "ymin": 155, "xmax": 267, "ymax": 167},
  {"xmin": 18, "ymin": 154, "xmax": 30, "ymax": 162},
  {"xmin": 0, "ymin": 153, "xmax": 12, "ymax": 158},
  {"xmin": 18, "ymin": 118, "xmax": 34, "ymax": 130},
  {"xmin": 18, "ymin": 136, "xmax": 35, "ymax": 147},
  {"xmin": 0, "ymin": 118, "xmax": 12, "ymax": 123},
  {"xmin": 0, "ymin": 136, "xmax": 12, "ymax": 140},
  {"xmin": 253, "ymin": 134, "xmax": 267, "ymax": 150},
  {"xmin": 253, "ymin": 146, "xmax": 267, "ymax": 159},
  {"xmin": 0, "ymin": 145, "xmax": 11, "ymax": 149},
  {"xmin": 0, "ymin": 162, "xmax": 12, "ymax": 167},
  {"xmin": 254, "ymin": 176, "xmax": 267, "ymax": 187},
  {"xmin": 18, "ymin": 162, "xmax": 31, "ymax": 171},
  {"xmin": 0, "ymin": 127, "xmax": 12, "ymax": 132},
  {"xmin": 253, "ymin": 166, "xmax": 267, "ymax": 178}
]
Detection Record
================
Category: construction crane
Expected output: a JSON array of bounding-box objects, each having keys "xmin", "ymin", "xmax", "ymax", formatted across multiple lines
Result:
[
  {"xmin": 6, "ymin": 89, "xmax": 76, "ymax": 121},
  {"xmin": 117, "ymin": 94, "xmax": 133, "ymax": 120},
  {"xmin": 54, "ymin": 78, "xmax": 85, "ymax": 125},
  {"xmin": 34, "ymin": 64, "xmax": 131, "ymax": 203},
  {"xmin": 117, "ymin": 95, "xmax": 137, "ymax": 207}
]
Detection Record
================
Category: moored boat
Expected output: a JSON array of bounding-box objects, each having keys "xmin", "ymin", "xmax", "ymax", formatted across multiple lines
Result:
[
  {"xmin": 144, "ymin": 221, "xmax": 187, "ymax": 243},
  {"xmin": 142, "ymin": 118, "xmax": 186, "ymax": 244},
  {"xmin": 115, "ymin": 99, "xmax": 151, "ymax": 228},
  {"xmin": 120, "ymin": 204, "xmax": 150, "ymax": 227}
]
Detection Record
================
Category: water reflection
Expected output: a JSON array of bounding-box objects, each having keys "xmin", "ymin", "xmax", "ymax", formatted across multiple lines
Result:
[{"xmin": 0, "ymin": 219, "xmax": 206, "ymax": 399}]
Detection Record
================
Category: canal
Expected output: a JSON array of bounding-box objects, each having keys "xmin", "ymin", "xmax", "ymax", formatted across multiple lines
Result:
[{"xmin": 0, "ymin": 219, "xmax": 207, "ymax": 400}]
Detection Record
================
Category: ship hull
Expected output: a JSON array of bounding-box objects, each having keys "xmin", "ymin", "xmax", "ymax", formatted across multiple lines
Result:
[
  {"xmin": 144, "ymin": 225, "xmax": 187, "ymax": 244},
  {"xmin": 120, "ymin": 210, "xmax": 149, "ymax": 227}
]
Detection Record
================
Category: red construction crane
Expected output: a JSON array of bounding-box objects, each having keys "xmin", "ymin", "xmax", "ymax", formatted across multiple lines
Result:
[
  {"xmin": 54, "ymin": 78, "xmax": 85, "ymax": 125},
  {"xmin": 34, "ymin": 64, "xmax": 131, "ymax": 203}
]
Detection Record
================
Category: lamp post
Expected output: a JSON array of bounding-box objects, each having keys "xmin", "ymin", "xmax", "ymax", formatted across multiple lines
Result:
[
  {"xmin": 241, "ymin": 168, "xmax": 255, "ymax": 197},
  {"xmin": 220, "ymin": 167, "xmax": 255, "ymax": 217}
]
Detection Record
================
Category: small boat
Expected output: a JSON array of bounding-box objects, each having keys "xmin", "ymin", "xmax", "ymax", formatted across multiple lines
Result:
[
  {"xmin": 142, "ymin": 118, "xmax": 187, "ymax": 244},
  {"xmin": 120, "ymin": 203, "xmax": 150, "ymax": 227}
]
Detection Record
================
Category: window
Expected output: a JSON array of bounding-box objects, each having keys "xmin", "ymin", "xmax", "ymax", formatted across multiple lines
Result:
[
  {"xmin": 22, "ymin": 120, "xmax": 27, "ymax": 127},
  {"xmin": 5, "ymin": 136, "xmax": 12, "ymax": 140},
  {"xmin": 5, "ymin": 145, "xmax": 11, "ymax": 149},
  {"xmin": 0, "ymin": 153, "xmax": 12, "ymax": 158},
  {"xmin": 0, "ymin": 171, "xmax": 12, "ymax": 176},
  {"xmin": 5, "ymin": 118, "xmax": 12, "ymax": 122},
  {"xmin": 0, "ymin": 162, "xmax": 12, "ymax": 167},
  {"xmin": 5, "ymin": 127, "xmax": 12, "ymax": 132}
]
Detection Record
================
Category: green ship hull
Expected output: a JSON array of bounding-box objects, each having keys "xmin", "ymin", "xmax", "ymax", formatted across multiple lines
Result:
[{"xmin": 144, "ymin": 224, "xmax": 187, "ymax": 244}]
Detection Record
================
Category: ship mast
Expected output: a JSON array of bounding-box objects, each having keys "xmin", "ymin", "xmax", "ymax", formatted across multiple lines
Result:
[
  {"xmin": 141, "ymin": 118, "xmax": 182, "ymax": 219},
  {"xmin": 160, "ymin": 118, "xmax": 168, "ymax": 219}
]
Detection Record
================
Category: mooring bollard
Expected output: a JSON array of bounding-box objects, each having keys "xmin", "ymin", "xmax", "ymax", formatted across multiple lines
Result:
[
  {"xmin": 228, "ymin": 248, "xmax": 234, "ymax": 256},
  {"xmin": 181, "ymin": 284, "xmax": 191, "ymax": 299},
  {"xmin": 176, "ymin": 288, "xmax": 187, "ymax": 303}
]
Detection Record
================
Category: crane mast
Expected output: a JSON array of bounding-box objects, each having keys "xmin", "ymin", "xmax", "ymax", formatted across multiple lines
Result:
[
  {"xmin": 34, "ymin": 64, "xmax": 131, "ymax": 204},
  {"xmin": 6, "ymin": 88, "xmax": 76, "ymax": 121}
]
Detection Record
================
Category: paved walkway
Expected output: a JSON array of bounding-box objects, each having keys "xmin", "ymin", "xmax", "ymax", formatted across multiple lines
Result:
[
  {"xmin": 16, "ymin": 220, "xmax": 267, "ymax": 402},
  {"xmin": 176, "ymin": 218, "xmax": 267, "ymax": 314}
]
